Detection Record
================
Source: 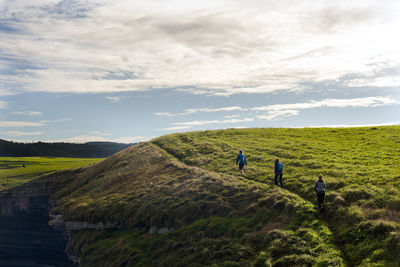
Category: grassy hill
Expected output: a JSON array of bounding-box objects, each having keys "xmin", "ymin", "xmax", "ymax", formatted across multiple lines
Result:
[{"xmin": 12, "ymin": 126, "xmax": 400, "ymax": 266}]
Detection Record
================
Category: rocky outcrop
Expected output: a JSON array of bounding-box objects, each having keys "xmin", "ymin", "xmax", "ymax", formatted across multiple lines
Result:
[
  {"xmin": 49, "ymin": 214, "xmax": 121, "ymax": 231},
  {"xmin": 0, "ymin": 186, "xmax": 75, "ymax": 266}
]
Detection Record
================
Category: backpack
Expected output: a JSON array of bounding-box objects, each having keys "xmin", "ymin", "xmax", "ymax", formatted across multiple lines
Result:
[
  {"xmin": 238, "ymin": 154, "xmax": 245, "ymax": 164},
  {"xmin": 277, "ymin": 162, "xmax": 283, "ymax": 172}
]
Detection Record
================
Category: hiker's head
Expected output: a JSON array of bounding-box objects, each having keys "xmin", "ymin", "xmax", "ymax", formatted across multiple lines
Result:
[
  {"xmin": 318, "ymin": 174, "xmax": 323, "ymax": 180},
  {"xmin": 275, "ymin": 158, "xmax": 279, "ymax": 163},
  {"xmin": 239, "ymin": 150, "xmax": 243, "ymax": 154}
]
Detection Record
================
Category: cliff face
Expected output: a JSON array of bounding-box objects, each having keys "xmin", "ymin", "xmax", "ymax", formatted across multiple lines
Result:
[{"xmin": 0, "ymin": 186, "xmax": 74, "ymax": 266}]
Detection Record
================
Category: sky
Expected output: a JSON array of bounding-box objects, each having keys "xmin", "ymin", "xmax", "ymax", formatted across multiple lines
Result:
[{"xmin": 0, "ymin": 0, "xmax": 399, "ymax": 143}]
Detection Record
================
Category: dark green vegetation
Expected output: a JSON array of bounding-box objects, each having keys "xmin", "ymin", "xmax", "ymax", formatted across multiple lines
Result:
[
  {"xmin": 0, "ymin": 157, "xmax": 103, "ymax": 191},
  {"xmin": 0, "ymin": 139, "xmax": 131, "ymax": 157},
  {"xmin": 11, "ymin": 126, "xmax": 400, "ymax": 266}
]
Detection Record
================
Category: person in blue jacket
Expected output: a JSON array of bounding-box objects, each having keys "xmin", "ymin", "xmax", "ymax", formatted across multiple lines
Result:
[
  {"xmin": 236, "ymin": 150, "xmax": 247, "ymax": 177},
  {"xmin": 274, "ymin": 159, "xmax": 284, "ymax": 187}
]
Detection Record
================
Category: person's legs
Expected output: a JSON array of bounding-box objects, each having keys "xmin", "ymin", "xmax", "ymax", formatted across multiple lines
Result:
[
  {"xmin": 239, "ymin": 164, "xmax": 245, "ymax": 177},
  {"xmin": 320, "ymin": 192, "xmax": 325, "ymax": 209},
  {"xmin": 274, "ymin": 174, "xmax": 278, "ymax": 185},
  {"xmin": 279, "ymin": 174, "xmax": 283, "ymax": 188},
  {"xmin": 317, "ymin": 193, "xmax": 322, "ymax": 207},
  {"xmin": 317, "ymin": 193, "xmax": 325, "ymax": 210}
]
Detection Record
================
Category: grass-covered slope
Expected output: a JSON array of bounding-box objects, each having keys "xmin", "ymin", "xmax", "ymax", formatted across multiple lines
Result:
[
  {"xmin": 0, "ymin": 157, "xmax": 102, "ymax": 191},
  {"xmin": 153, "ymin": 126, "xmax": 400, "ymax": 266},
  {"xmin": 44, "ymin": 142, "xmax": 342, "ymax": 266}
]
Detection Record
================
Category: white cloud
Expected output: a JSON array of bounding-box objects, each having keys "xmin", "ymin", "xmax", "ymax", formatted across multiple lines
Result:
[
  {"xmin": 155, "ymin": 106, "xmax": 245, "ymax": 117},
  {"xmin": 1, "ymin": 0, "xmax": 399, "ymax": 95},
  {"xmin": 346, "ymin": 75, "xmax": 400, "ymax": 88},
  {"xmin": 181, "ymin": 106, "xmax": 245, "ymax": 115},
  {"xmin": 11, "ymin": 111, "xmax": 42, "ymax": 116},
  {"xmin": 2, "ymin": 130, "xmax": 42, "ymax": 136},
  {"xmin": 172, "ymin": 118, "xmax": 254, "ymax": 126},
  {"xmin": 39, "ymin": 118, "xmax": 72, "ymax": 123},
  {"xmin": 0, "ymin": 121, "xmax": 45, "ymax": 127},
  {"xmin": 0, "ymin": 101, "xmax": 8, "ymax": 109},
  {"xmin": 105, "ymin": 96, "xmax": 130, "ymax": 102},
  {"xmin": 257, "ymin": 110, "xmax": 299, "ymax": 121},
  {"xmin": 154, "ymin": 112, "xmax": 175, "ymax": 117},
  {"xmin": 224, "ymin": 114, "xmax": 240, "ymax": 118},
  {"xmin": 157, "ymin": 125, "xmax": 192, "ymax": 131},
  {"xmin": 297, "ymin": 121, "xmax": 400, "ymax": 128},
  {"xmin": 155, "ymin": 96, "xmax": 400, "ymax": 121},
  {"xmin": 252, "ymin": 96, "xmax": 400, "ymax": 111}
]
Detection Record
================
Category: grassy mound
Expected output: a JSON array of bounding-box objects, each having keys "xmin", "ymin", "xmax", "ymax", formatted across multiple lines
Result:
[{"xmin": 42, "ymin": 142, "xmax": 342, "ymax": 266}]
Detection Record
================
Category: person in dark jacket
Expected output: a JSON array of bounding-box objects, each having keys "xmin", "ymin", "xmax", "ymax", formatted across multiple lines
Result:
[
  {"xmin": 274, "ymin": 159, "xmax": 283, "ymax": 187},
  {"xmin": 315, "ymin": 174, "xmax": 326, "ymax": 211},
  {"xmin": 236, "ymin": 150, "xmax": 247, "ymax": 177}
]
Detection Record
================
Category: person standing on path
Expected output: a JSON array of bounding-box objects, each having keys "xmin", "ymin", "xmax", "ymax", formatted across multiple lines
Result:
[
  {"xmin": 315, "ymin": 174, "xmax": 326, "ymax": 211},
  {"xmin": 236, "ymin": 150, "xmax": 247, "ymax": 177},
  {"xmin": 274, "ymin": 159, "xmax": 284, "ymax": 187}
]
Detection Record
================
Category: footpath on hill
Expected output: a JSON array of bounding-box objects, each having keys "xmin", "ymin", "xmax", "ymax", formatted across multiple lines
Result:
[
  {"xmin": 151, "ymin": 127, "xmax": 400, "ymax": 266},
  {"xmin": 150, "ymin": 141, "xmax": 350, "ymax": 265}
]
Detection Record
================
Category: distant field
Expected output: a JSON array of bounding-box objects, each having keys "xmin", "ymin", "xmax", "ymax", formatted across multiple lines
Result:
[{"xmin": 0, "ymin": 157, "xmax": 104, "ymax": 191}]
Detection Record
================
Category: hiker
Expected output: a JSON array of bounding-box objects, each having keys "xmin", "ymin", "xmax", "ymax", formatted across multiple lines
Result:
[
  {"xmin": 315, "ymin": 174, "xmax": 326, "ymax": 211},
  {"xmin": 236, "ymin": 150, "xmax": 247, "ymax": 177},
  {"xmin": 274, "ymin": 159, "xmax": 283, "ymax": 187}
]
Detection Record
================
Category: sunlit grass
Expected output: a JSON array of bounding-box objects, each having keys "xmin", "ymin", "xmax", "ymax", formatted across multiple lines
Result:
[{"xmin": 0, "ymin": 157, "xmax": 103, "ymax": 191}]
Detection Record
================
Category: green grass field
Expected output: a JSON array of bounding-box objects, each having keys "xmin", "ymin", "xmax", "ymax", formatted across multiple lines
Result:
[
  {"xmin": 0, "ymin": 157, "xmax": 104, "ymax": 191},
  {"xmin": 152, "ymin": 126, "xmax": 400, "ymax": 266},
  {"xmin": 6, "ymin": 126, "xmax": 399, "ymax": 266}
]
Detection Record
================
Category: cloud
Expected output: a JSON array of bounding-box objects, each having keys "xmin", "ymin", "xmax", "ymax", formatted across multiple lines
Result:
[
  {"xmin": 0, "ymin": 101, "xmax": 8, "ymax": 109},
  {"xmin": 257, "ymin": 110, "xmax": 299, "ymax": 121},
  {"xmin": 11, "ymin": 111, "xmax": 42, "ymax": 116},
  {"xmin": 105, "ymin": 96, "xmax": 130, "ymax": 103},
  {"xmin": 224, "ymin": 114, "xmax": 240, "ymax": 118},
  {"xmin": 252, "ymin": 96, "xmax": 400, "ymax": 111},
  {"xmin": 157, "ymin": 125, "xmax": 192, "ymax": 131},
  {"xmin": 155, "ymin": 106, "xmax": 246, "ymax": 116},
  {"xmin": 154, "ymin": 112, "xmax": 175, "ymax": 117},
  {"xmin": 181, "ymin": 106, "xmax": 245, "ymax": 115},
  {"xmin": 2, "ymin": 130, "xmax": 42, "ymax": 136},
  {"xmin": 1, "ymin": 0, "xmax": 399, "ymax": 95},
  {"xmin": 297, "ymin": 121, "xmax": 400, "ymax": 128},
  {"xmin": 171, "ymin": 118, "xmax": 254, "ymax": 126},
  {"xmin": 0, "ymin": 121, "xmax": 45, "ymax": 127},
  {"xmin": 39, "ymin": 118, "xmax": 72, "ymax": 123},
  {"xmin": 346, "ymin": 75, "xmax": 400, "ymax": 88},
  {"xmin": 155, "ymin": 96, "xmax": 400, "ymax": 121}
]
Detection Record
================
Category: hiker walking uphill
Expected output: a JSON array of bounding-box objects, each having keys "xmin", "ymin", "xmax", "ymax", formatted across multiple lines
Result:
[
  {"xmin": 236, "ymin": 150, "xmax": 247, "ymax": 177},
  {"xmin": 315, "ymin": 174, "xmax": 326, "ymax": 211},
  {"xmin": 274, "ymin": 159, "xmax": 284, "ymax": 188}
]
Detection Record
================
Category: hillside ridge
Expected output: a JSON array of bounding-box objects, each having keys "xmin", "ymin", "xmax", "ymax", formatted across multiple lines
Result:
[{"xmin": 151, "ymin": 140, "xmax": 351, "ymax": 265}]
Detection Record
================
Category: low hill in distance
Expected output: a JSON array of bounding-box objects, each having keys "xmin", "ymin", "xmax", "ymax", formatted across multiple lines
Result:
[
  {"xmin": 0, "ymin": 139, "xmax": 132, "ymax": 158},
  {"xmin": 3, "ymin": 126, "xmax": 400, "ymax": 266}
]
